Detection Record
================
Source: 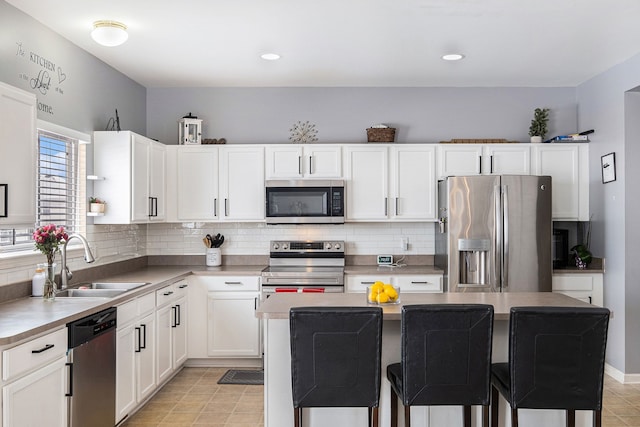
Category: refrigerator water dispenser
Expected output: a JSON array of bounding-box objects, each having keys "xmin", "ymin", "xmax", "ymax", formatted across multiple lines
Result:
[{"xmin": 458, "ymin": 238, "xmax": 491, "ymax": 286}]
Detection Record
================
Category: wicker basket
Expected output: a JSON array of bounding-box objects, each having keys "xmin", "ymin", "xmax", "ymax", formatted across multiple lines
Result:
[{"xmin": 366, "ymin": 128, "xmax": 396, "ymax": 142}]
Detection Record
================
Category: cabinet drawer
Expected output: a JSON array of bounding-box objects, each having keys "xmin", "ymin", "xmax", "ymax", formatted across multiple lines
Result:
[
  {"xmin": 205, "ymin": 276, "xmax": 260, "ymax": 292},
  {"xmin": 174, "ymin": 280, "xmax": 189, "ymax": 297},
  {"xmin": 117, "ymin": 299, "xmax": 138, "ymax": 327},
  {"xmin": 394, "ymin": 275, "xmax": 443, "ymax": 293},
  {"xmin": 552, "ymin": 275, "xmax": 594, "ymax": 291},
  {"xmin": 2, "ymin": 328, "xmax": 67, "ymax": 382},
  {"xmin": 345, "ymin": 275, "xmax": 392, "ymax": 293},
  {"xmin": 156, "ymin": 285, "xmax": 176, "ymax": 307},
  {"xmin": 138, "ymin": 292, "xmax": 156, "ymax": 315}
]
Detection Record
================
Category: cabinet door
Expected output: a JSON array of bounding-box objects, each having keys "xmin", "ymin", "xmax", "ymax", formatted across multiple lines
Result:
[
  {"xmin": 532, "ymin": 145, "xmax": 586, "ymax": 220},
  {"xmin": 177, "ymin": 147, "xmax": 219, "ymax": 221},
  {"xmin": 172, "ymin": 296, "xmax": 188, "ymax": 367},
  {"xmin": 149, "ymin": 141, "xmax": 166, "ymax": 221},
  {"xmin": 437, "ymin": 145, "xmax": 483, "ymax": 178},
  {"xmin": 2, "ymin": 355, "xmax": 68, "ymax": 427},
  {"xmin": 207, "ymin": 292, "xmax": 261, "ymax": 357},
  {"xmin": 345, "ymin": 146, "xmax": 388, "ymax": 220},
  {"xmin": 390, "ymin": 145, "xmax": 436, "ymax": 221},
  {"xmin": 131, "ymin": 135, "xmax": 150, "ymax": 222},
  {"xmin": 265, "ymin": 146, "xmax": 303, "ymax": 178},
  {"xmin": 0, "ymin": 83, "xmax": 37, "ymax": 225},
  {"xmin": 137, "ymin": 312, "xmax": 156, "ymax": 401},
  {"xmin": 156, "ymin": 304, "xmax": 173, "ymax": 385},
  {"xmin": 484, "ymin": 145, "xmax": 530, "ymax": 175},
  {"xmin": 305, "ymin": 145, "xmax": 342, "ymax": 177},
  {"xmin": 115, "ymin": 325, "xmax": 136, "ymax": 423},
  {"xmin": 219, "ymin": 146, "xmax": 265, "ymax": 221}
]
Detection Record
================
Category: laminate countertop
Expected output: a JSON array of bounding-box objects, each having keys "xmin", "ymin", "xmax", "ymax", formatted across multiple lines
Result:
[{"xmin": 255, "ymin": 291, "xmax": 593, "ymax": 321}]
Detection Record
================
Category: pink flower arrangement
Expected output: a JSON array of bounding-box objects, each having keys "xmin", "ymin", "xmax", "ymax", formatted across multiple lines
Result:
[{"xmin": 33, "ymin": 224, "xmax": 68, "ymax": 265}]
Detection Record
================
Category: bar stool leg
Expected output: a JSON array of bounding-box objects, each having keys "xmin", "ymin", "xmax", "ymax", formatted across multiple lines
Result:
[
  {"xmin": 372, "ymin": 407, "xmax": 379, "ymax": 427},
  {"xmin": 464, "ymin": 405, "xmax": 472, "ymax": 427},
  {"xmin": 294, "ymin": 407, "xmax": 302, "ymax": 427},
  {"xmin": 482, "ymin": 405, "xmax": 489, "ymax": 427},
  {"xmin": 594, "ymin": 410, "xmax": 602, "ymax": 427},
  {"xmin": 491, "ymin": 386, "xmax": 499, "ymax": 427},
  {"xmin": 404, "ymin": 405, "xmax": 411, "ymax": 427},
  {"xmin": 511, "ymin": 408, "xmax": 519, "ymax": 427},
  {"xmin": 390, "ymin": 387, "xmax": 398, "ymax": 427},
  {"xmin": 566, "ymin": 409, "xmax": 575, "ymax": 427}
]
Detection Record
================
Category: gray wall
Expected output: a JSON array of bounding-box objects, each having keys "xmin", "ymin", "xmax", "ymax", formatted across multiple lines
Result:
[
  {"xmin": 147, "ymin": 87, "xmax": 577, "ymax": 145},
  {"xmin": 0, "ymin": 0, "xmax": 146, "ymax": 136},
  {"xmin": 577, "ymin": 51, "xmax": 640, "ymax": 374}
]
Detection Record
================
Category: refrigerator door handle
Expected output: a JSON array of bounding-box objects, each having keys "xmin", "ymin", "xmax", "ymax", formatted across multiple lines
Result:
[
  {"xmin": 503, "ymin": 184, "xmax": 509, "ymax": 290},
  {"xmin": 494, "ymin": 184, "xmax": 502, "ymax": 291}
]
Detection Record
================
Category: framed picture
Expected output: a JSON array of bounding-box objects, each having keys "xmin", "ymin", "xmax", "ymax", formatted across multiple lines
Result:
[
  {"xmin": 601, "ymin": 152, "xmax": 616, "ymax": 184},
  {"xmin": 0, "ymin": 184, "xmax": 6, "ymax": 217}
]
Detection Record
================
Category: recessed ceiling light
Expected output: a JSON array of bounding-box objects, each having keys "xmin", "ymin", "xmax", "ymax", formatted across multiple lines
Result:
[
  {"xmin": 91, "ymin": 20, "xmax": 128, "ymax": 47},
  {"xmin": 261, "ymin": 53, "xmax": 281, "ymax": 61},
  {"xmin": 442, "ymin": 53, "xmax": 465, "ymax": 61}
]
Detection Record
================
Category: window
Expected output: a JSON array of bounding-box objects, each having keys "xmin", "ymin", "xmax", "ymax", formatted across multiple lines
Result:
[{"xmin": 0, "ymin": 123, "xmax": 87, "ymax": 253}]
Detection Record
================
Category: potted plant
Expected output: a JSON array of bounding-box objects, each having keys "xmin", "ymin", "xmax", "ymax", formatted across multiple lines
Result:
[
  {"xmin": 528, "ymin": 108, "xmax": 550, "ymax": 143},
  {"xmin": 89, "ymin": 197, "xmax": 106, "ymax": 213},
  {"xmin": 571, "ymin": 216, "xmax": 593, "ymax": 269}
]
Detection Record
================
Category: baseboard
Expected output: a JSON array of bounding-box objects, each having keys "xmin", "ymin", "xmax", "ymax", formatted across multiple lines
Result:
[
  {"xmin": 185, "ymin": 357, "xmax": 262, "ymax": 369},
  {"xmin": 605, "ymin": 363, "xmax": 640, "ymax": 384}
]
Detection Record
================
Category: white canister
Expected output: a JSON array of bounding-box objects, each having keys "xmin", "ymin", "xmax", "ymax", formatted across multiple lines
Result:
[
  {"xmin": 32, "ymin": 267, "xmax": 46, "ymax": 296},
  {"xmin": 206, "ymin": 248, "xmax": 222, "ymax": 266}
]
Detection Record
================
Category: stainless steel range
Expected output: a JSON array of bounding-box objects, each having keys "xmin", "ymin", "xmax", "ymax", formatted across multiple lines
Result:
[{"xmin": 261, "ymin": 240, "xmax": 345, "ymax": 297}]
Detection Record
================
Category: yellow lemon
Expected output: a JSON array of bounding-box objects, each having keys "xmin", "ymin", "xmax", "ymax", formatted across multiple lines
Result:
[
  {"xmin": 385, "ymin": 287, "xmax": 398, "ymax": 301},
  {"xmin": 376, "ymin": 292, "xmax": 390, "ymax": 304},
  {"xmin": 370, "ymin": 282, "xmax": 384, "ymax": 294},
  {"xmin": 367, "ymin": 291, "xmax": 378, "ymax": 303}
]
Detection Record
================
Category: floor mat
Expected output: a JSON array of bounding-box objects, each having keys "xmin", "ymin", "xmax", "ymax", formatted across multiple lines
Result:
[{"xmin": 217, "ymin": 369, "xmax": 264, "ymax": 385}]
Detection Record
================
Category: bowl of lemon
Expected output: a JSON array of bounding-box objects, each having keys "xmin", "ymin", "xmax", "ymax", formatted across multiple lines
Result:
[{"xmin": 367, "ymin": 281, "xmax": 400, "ymax": 305}]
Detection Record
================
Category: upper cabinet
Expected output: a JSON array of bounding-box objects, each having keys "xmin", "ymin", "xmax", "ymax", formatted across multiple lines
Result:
[
  {"xmin": 0, "ymin": 83, "xmax": 37, "ymax": 225},
  {"xmin": 265, "ymin": 145, "xmax": 342, "ymax": 179},
  {"xmin": 345, "ymin": 144, "xmax": 436, "ymax": 222},
  {"xmin": 93, "ymin": 131, "xmax": 167, "ymax": 224},
  {"xmin": 437, "ymin": 144, "xmax": 530, "ymax": 178},
  {"xmin": 169, "ymin": 145, "xmax": 264, "ymax": 222},
  {"xmin": 532, "ymin": 144, "xmax": 589, "ymax": 221}
]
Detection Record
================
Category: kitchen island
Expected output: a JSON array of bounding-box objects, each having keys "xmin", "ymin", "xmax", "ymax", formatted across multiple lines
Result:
[{"xmin": 256, "ymin": 292, "xmax": 598, "ymax": 427}]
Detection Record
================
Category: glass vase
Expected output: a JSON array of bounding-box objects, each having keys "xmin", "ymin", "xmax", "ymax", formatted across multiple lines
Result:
[{"xmin": 42, "ymin": 262, "xmax": 57, "ymax": 301}]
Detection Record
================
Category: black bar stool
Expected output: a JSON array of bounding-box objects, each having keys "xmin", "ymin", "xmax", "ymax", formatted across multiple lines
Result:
[
  {"xmin": 491, "ymin": 306, "xmax": 610, "ymax": 427},
  {"xmin": 289, "ymin": 306, "xmax": 383, "ymax": 427},
  {"xmin": 387, "ymin": 304, "xmax": 494, "ymax": 427}
]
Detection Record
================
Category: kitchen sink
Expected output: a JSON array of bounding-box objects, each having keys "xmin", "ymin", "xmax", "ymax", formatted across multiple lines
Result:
[
  {"xmin": 55, "ymin": 288, "xmax": 128, "ymax": 298},
  {"xmin": 91, "ymin": 282, "xmax": 148, "ymax": 290}
]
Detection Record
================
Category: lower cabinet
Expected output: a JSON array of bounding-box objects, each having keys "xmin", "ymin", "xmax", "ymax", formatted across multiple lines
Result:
[
  {"xmin": 156, "ymin": 280, "xmax": 189, "ymax": 385},
  {"xmin": 552, "ymin": 273, "xmax": 603, "ymax": 306},
  {"xmin": 2, "ymin": 328, "xmax": 68, "ymax": 427},
  {"xmin": 346, "ymin": 273, "xmax": 443, "ymax": 293}
]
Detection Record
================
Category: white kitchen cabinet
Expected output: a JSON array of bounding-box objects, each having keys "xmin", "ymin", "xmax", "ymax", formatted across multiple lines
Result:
[
  {"xmin": 346, "ymin": 273, "xmax": 443, "ymax": 293},
  {"xmin": 0, "ymin": 82, "xmax": 37, "ymax": 225},
  {"xmin": 219, "ymin": 146, "xmax": 265, "ymax": 221},
  {"xmin": 93, "ymin": 131, "xmax": 167, "ymax": 224},
  {"xmin": 389, "ymin": 145, "xmax": 437, "ymax": 221},
  {"xmin": 115, "ymin": 293, "xmax": 156, "ymax": 424},
  {"xmin": 437, "ymin": 144, "xmax": 530, "ymax": 178},
  {"xmin": 171, "ymin": 145, "xmax": 264, "ymax": 222},
  {"xmin": 344, "ymin": 145, "xmax": 389, "ymax": 221},
  {"xmin": 2, "ymin": 327, "xmax": 68, "ymax": 427},
  {"xmin": 156, "ymin": 280, "xmax": 189, "ymax": 385},
  {"xmin": 205, "ymin": 276, "xmax": 261, "ymax": 358},
  {"xmin": 552, "ymin": 273, "xmax": 603, "ymax": 307},
  {"xmin": 265, "ymin": 145, "xmax": 342, "ymax": 178},
  {"xmin": 532, "ymin": 144, "xmax": 589, "ymax": 220}
]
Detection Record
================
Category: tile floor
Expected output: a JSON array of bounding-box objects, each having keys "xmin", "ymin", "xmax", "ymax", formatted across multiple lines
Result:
[{"xmin": 121, "ymin": 367, "xmax": 640, "ymax": 427}]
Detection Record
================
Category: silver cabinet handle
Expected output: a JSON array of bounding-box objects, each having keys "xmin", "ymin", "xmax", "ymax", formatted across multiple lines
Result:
[
  {"xmin": 395, "ymin": 197, "xmax": 399, "ymax": 216},
  {"xmin": 384, "ymin": 198, "xmax": 388, "ymax": 216},
  {"xmin": 410, "ymin": 281, "xmax": 431, "ymax": 285},
  {"xmin": 214, "ymin": 198, "xmax": 217, "ymax": 217},
  {"xmin": 225, "ymin": 198, "xmax": 228, "ymax": 216},
  {"xmin": 360, "ymin": 281, "xmax": 375, "ymax": 285},
  {"xmin": 224, "ymin": 281, "xmax": 243, "ymax": 285}
]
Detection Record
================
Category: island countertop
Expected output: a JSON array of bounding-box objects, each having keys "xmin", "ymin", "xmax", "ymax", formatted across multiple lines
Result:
[{"xmin": 255, "ymin": 291, "xmax": 594, "ymax": 321}]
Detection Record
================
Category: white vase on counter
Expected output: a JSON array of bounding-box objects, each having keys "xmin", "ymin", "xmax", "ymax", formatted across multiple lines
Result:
[
  {"xmin": 530, "ymin": 136, "xmax": 543, "ymax": 143},
  {"xmin": 206, "ymin": 248, "xmax": 221, "ymax": 266}
]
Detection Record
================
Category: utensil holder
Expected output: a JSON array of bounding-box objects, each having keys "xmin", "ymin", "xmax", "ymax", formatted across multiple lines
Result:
[{"xmin": 206, "ymin": 248, "xmax": 221, "ymax": 266}]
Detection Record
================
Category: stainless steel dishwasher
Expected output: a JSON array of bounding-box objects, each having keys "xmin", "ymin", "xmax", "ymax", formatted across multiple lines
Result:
[{"xmin": 67, "ymin": 307, "xmax": 117, "ymax": 427}]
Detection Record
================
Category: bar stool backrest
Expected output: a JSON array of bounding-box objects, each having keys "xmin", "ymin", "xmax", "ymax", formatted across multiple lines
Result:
[
  {"xmin": 401, "ymin": 304, "xmax": 494, "ymax": 406},
  {"xmin": 508, "ymin": 306, "xmax": 610, "ymax": 410},
  {"xmin": 290, "ymin": 306, "xmax": 383, "ymax": 408}
]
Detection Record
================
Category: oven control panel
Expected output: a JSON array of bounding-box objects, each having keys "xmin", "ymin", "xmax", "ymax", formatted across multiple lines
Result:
[{"xmin": 270, "ymin": 240, "xmax": 344, "ymax": 253}]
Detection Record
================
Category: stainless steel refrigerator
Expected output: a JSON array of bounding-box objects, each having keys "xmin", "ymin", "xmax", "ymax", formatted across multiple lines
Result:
[{"xmin": 435, "ymin": 175, "xmax": 552, "ymax": 292}]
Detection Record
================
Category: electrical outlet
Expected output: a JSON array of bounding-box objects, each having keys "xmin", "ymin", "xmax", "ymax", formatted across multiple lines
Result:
[{"xmin": 401, "ymin": 237, "xmax": 409, "ymax": 251}]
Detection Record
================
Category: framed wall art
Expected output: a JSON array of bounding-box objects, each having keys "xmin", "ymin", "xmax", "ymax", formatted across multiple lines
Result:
[{"xmin": 601, "ymin": 152, "xmax": 616, "ymax": 184}]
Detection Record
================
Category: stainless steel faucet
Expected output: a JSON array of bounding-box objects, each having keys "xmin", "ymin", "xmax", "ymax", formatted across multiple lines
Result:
[{"xmin": 60, "ymin": 234, "xmax": 96, "ymax": 289}]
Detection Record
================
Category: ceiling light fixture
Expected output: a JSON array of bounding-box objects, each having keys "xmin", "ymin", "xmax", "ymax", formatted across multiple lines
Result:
[
  {"xmin": 91, "ymin": 20, "xmax": 128, "ymax": 47},
  {"xmin": 261, "ymin": 53, "xmax": 281, "ymax": 61},
  {"xmin": 442, "ymin": 53, "xmax": 465, "ymax": 61}
]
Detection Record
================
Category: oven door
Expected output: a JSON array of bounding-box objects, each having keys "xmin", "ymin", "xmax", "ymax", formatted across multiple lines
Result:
[
  {"xmin": 265, "ymin": 180, "xmax": 344, "ymax": 224},
  {"xmin": 261, "ymin": 285, "xmax": 344, "ymax": 300}
]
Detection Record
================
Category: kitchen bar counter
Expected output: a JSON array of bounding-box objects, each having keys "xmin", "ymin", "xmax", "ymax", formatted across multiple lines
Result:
[{"xmin": 258, "ymin": 292, "xmax": 597, "ymax": 427}]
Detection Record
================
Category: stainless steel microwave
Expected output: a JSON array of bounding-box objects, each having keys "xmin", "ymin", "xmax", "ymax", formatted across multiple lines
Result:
[{"xmin": 265, "ymin": 180, "xmax": 345, "ymax": 224}]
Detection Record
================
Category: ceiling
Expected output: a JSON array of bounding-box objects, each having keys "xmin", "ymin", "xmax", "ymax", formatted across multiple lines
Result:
[{"xmin": 7, "ymin": 0, "xmax": 640, "ymax": 88}]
